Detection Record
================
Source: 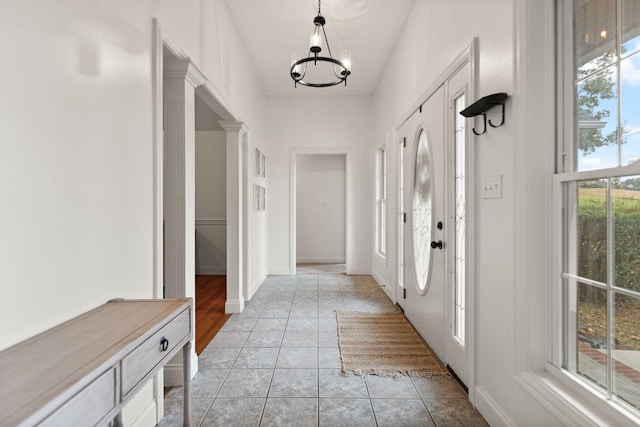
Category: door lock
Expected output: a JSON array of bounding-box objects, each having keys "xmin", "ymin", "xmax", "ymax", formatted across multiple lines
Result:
[{"xmin": 430, "ymin": 240, "xmax": 443, "ymax": 250}]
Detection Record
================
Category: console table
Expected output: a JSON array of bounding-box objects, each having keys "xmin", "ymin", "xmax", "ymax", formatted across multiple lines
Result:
[{"xmin": 0, "ymin": 298, "xmax": 193, "ymax": 426}]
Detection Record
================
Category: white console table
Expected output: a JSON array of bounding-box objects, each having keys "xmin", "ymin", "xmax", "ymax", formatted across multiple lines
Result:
[{"xmin": 0, "ymin": 298, "xmax": 193, "ymax": 427}]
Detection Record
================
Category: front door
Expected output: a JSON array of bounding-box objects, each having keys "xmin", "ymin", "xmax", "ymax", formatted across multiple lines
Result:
[{"xmin": 400, "ymin": 85, "xmax": 447, "ymax": 362}]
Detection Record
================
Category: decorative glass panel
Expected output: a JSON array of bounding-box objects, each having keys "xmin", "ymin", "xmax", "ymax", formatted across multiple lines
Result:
[
  {"xmin": 453, "ymin": 94, "xmax": 466, "ymax": 345},
  {"xmin": 412, "ymin": 129, "xmax": 433, "ymax": 293},
  {"xmin": 398, "ymin": 140, "xmax": 405, "ymax": 288}
]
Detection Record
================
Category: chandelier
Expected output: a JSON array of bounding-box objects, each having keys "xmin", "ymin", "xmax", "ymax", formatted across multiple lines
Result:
[{"xmin": 290, "ymin": 0, "xmax": 352, "ymax": 87}]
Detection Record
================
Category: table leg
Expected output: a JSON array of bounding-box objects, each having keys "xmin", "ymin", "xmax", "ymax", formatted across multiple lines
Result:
[{"xmin": 182, "ymin": 341, "xmax": 192, "ymax": 427}]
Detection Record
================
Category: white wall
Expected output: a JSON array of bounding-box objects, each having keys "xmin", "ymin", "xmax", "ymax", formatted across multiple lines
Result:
[
  {"xmin": 0, "ymin": 0, "xmax": 269, "ymax": 425},
  {"xmin": 195, "ymin": 131, "xmax": 226, "ymax": 274},
  {"xmin": 370, "ymin": 0, "xmax": 562, "ymax": 426},
  {"xmin": 296, "ymin": 154, "xmax": 346, "ymax": 264},
  {"xmin": 266, "ymin": 96, "xmax": 373, "ymax": 275},
  {"xmin": 249, "ymin": 139, "xmax": 268, "ymax": 297},
  {"xmin": 157, "ymin": 0, "xmax": 270, "ymax": 305}
]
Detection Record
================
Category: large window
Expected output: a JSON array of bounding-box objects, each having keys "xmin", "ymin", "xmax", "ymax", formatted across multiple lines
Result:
[
  {"xmin": 376, "ymin": 146, "xmax": 387, "ymax": 257},
  {"xmin": 558, "ymin": 0, "xmax": 640, "ymax": 415}
]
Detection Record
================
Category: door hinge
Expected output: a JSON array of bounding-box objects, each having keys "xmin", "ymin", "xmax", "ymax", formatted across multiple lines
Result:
[
  {"xmin": 403, "ymin": 288, "xmax": 407, "ymax": 299},
  {"xmin": 403, "ymin": 212, "xmax": 407, "ymax": 223},
  {"xmin": 401, "ymin": 137, "xmax": 406, "ymax": 148}
]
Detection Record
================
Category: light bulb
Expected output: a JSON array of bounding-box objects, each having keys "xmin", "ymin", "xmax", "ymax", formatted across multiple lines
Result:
[
  {"xmin": 341, "ymin": 50, "xmax": 352, "ymax": 71},
  {"xmin": 310, "ymin": 27, "xmax": 322, "ymax": 53},
  {"xmin": 291, "ymin": 53, "xmax": 302, "ymax": 76}
]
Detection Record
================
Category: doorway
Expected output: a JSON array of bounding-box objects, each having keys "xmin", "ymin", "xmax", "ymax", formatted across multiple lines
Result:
[
  {"xmin": 194, "ymin": 93, "xmax": 231, "ymax": 354},
  {"xmin": 291, "ymin": 151, "xmax": 349, "ymax": 275}
]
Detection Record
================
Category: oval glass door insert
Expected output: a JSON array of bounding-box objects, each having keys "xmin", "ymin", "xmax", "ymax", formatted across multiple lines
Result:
[{"xmin": 412, "ymin": 128, "xmax": 434, "ymax": 294}]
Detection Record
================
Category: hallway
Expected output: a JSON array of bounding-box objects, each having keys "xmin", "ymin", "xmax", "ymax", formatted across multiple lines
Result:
[{"xmin": 159, "ymin": 273, "xmax": 487, "ymax": 426}]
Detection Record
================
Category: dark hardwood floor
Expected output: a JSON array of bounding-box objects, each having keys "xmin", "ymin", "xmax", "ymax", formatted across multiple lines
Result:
[{"xmin": 195, "ymin": 275, "xmax": 231, "ymax": 354}]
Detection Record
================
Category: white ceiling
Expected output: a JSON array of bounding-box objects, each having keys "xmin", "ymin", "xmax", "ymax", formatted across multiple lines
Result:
[{"xmin": 223, "ymin": 0, "xmax": 416, "ymax": 97}]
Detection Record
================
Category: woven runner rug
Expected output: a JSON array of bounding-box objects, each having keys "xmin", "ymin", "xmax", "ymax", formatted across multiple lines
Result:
[{"xmin": 336, "ymin": 311, "xmax": 450, "ymax": 377}]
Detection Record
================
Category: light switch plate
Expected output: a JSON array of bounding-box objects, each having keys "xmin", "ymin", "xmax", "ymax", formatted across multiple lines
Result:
[{"xmin": 482, "ymin": 175, "xmax": 502, "ymax": 199}]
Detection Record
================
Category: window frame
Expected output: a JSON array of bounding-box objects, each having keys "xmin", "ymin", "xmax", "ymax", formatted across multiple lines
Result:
[
  {"xmin": 376, "ymin": 145, "xmax": 388, "ymax": 258},
  {"xmin": 552, "ymin": 0, "xmax": 640, "ymax": 418}
]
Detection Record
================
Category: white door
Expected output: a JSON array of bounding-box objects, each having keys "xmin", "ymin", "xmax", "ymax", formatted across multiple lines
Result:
[
  {"xmin": 401, "ymin": 85, "xmax": 448, "ymax": 362},
  {"xmin": 398, "ymin": 64, "xmax": 473, "ymax": 391}
]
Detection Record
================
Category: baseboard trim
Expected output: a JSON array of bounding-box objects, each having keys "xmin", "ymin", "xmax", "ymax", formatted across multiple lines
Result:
[
  {"xmin": 371, "ymin": 270, "xmax": 395, "ymax": 302},
  {"xmin": 225, "ymin": 299, "xmax": 245, "ymax": 313},
  {"xmin": 248, "ymin": 271, "xmax": 267, "ymax": 301},
  {"xmin": 296, "ymin": 258, "xmax": 346, "ymax": 264},
  {"xmin": 163, "ymin": 349, "xmax": 198, "ymax": 387},
  {"xmin": 269, "ymin": 267, "xmax": 293, "ymax": 275},
  {"xmin": 130, "ymin": 398, "xmax": 158, "ymax": 427},
  {"xmin": 474, "ymin": 385, "xmax": 517, "ymax": 427}
]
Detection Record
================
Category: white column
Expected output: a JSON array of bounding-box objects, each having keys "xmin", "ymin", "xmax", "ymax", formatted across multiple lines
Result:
[
  {"xmin": 163, "ymin": 58, "xmax": 205, "ymax": 384},
  {"xmin": 163, "ymin": 58, "xmax": 205, "ymax": 300},
  {"xmin": 219, "ymin": 121, "xmax": 249, "ymax": 313}
]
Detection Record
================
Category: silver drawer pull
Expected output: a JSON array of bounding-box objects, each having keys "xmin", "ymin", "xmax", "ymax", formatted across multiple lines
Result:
[{"xmin": 160, "ymin": 337, "xmax": 169, "ymax": 352}]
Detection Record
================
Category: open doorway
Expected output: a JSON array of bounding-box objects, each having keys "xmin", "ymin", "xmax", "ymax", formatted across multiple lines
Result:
[
  {"xmin": 194, "ymin": 94, "xmax": 231, "ymax": 354},
  {"xmin": 294, "ymin": 153, "xmax": 347, "ymax": 275}
]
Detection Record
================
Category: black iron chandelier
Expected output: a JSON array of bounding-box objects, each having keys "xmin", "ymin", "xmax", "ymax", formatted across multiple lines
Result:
[{"xmin": 290, "ymin": 0, "xmax": 352, "ymax": 87}]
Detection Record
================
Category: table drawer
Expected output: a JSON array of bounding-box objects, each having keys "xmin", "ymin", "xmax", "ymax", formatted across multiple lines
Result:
[
  {"xmin": 121, "ymin": 309, "xmax": 190, "ymax": 396},
  {"xmin": 40, "ymin": 367, "xmax": 116, "ymax": 427}
]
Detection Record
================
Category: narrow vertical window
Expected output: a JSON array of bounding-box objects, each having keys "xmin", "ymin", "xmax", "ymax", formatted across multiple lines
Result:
[
  {"xmin": 453, "ymin": 93, "xmax": 467, "ymax": 345},
  {"xmin": 377, "ymin": 147, "xmax": 387, "ymax": 257},
  {"xmin": 398, "ymin": 139, "xmax": 405, "ymax": 288}
]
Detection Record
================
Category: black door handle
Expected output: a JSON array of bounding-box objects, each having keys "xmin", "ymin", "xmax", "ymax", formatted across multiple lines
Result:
[{"xmin": 430, "ymin": 240, "xmax": 443, "ymax": 249}]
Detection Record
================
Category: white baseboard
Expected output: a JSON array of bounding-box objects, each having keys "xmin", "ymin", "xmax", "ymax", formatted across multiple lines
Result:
[
  {"xmin": 163, "ymin": 349, "xmax": 198, "ymax": 387},
  {"xmin": 269, "ymin": 267, "xmax": 293, "ymax": 275},
  {"xmin": 225, "ymin": 299, "xmax": 245, "ymax": 313},
  {"xmin": 195, "ymin": 266, "xmax": 226, "ymax": 275},
  {"xmin": 371, "ymin": 271, "xmax": 395, "ymax": 302},
  {"xmin": 130, "ymin": 399, "xmax": 158, "ymax": 427},
  {"xmin": 296, "ymin": 258, "xmax": 346, "ymax": 264},
  {"xmin": 248, "ymin": 271, "xmax": 267, "ymax": 301},
  {"xmin": 474, "ymin": 384, "xmax": 517, "ymax": 427}
]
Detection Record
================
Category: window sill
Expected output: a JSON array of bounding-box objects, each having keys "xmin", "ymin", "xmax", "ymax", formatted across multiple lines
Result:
[{"xmin": 515, "ymin": 363, "xmax": 640, "ymax": 427}]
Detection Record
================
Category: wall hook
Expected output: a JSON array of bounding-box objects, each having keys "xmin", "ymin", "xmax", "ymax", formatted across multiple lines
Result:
[
  {"xmin": 472, "ymin": 114, "xmax": 487, "ymax": 136},
  {"xmin": 459, "ymin": 92, "xmax": 509, "ymax": 135},
  {"xmin": 488, "ymin": 102, "xmax": 506, "ymax": 128}
]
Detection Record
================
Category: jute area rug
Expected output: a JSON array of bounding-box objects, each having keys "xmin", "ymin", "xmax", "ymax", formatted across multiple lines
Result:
[{"xmin": 336, "ymin": 311, "xmax": 450, "ymax": 378}]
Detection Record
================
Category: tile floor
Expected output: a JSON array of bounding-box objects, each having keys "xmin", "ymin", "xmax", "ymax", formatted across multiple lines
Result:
[{"xmin": 159, "ymin": 273, "xmax": 488, "ymax": 427}]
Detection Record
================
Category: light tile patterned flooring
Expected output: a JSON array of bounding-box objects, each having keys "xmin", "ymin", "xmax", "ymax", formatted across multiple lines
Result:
[{"xmin": 159, "ymin": 273, "xmax": 488, "ymax": 426}]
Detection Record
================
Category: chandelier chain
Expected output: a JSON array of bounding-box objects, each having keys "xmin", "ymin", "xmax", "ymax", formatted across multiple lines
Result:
[{"xmin": 321, "ymin": 25, "xmax": 334, "ymax": 59}]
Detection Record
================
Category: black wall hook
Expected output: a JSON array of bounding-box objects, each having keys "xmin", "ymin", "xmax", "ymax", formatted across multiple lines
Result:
[{"xmin": 459, "ymin": 93, "xmax": 509, "ymax": 136}]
